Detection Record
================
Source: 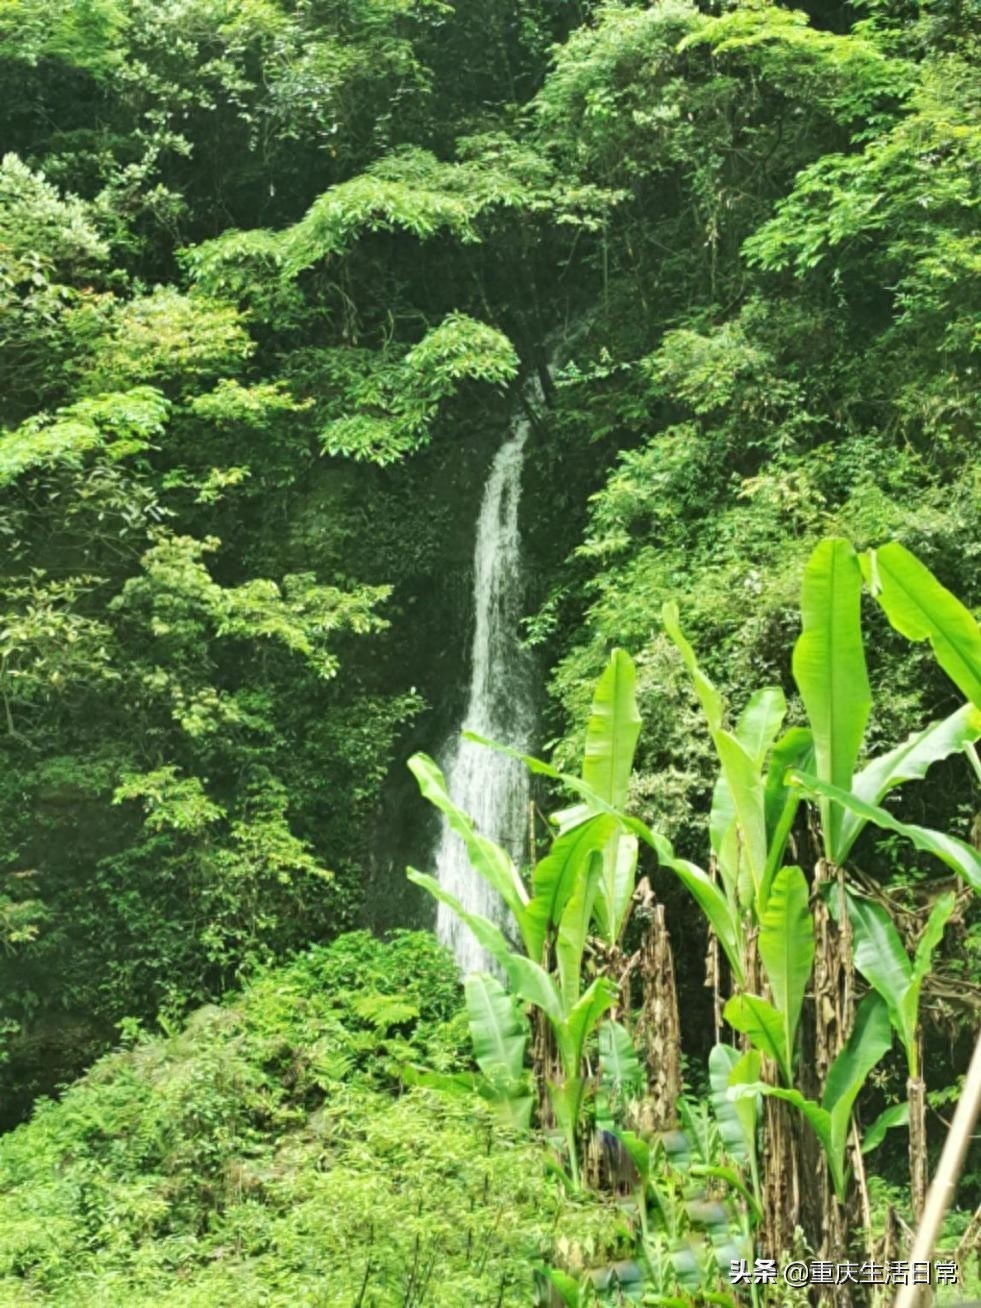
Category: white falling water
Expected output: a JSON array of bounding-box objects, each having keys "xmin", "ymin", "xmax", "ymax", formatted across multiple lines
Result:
[{"xmin": 434, "ymin": 404, "xmax": 536, "ymax": 974}]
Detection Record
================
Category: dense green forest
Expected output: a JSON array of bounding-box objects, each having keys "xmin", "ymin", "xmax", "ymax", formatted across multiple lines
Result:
[{"xmin": 0, "ymin": 0, "xmax": 979, "ymax": 1300}]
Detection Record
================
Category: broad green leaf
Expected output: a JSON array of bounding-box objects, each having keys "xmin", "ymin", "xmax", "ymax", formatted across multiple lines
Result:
[
  {"xmin": 709, "ymin": 1044, "xmax": 760, "ymax": 1167},
  {"xmin": 648, "ymin": 835, "xmax": 744, "ymax": 986},
  {"xmin": 900, "ymin": 892, "xmax": 956, "ymax": 1076},
  {"xmin": 599, "ymin": 1020, "xmax": 645, "ymax": 1097},
  {"xmin": 913, "ymin": 891, "xmax": 957, "ymax": 983},
  {"xmin": 552, "ymin": 800, "xmax": 592, "ymax": 833},
  {"xmin": 824, "ymin": 994, "xmax": 893, "ymax": 1188},
  {"xmin": 662, "ymin": 601, "xmax": 723, "ymax": 729},
  {"xmin": 747, "ymin": 1084, "xmax": 836, "ymax": 1191},
  {"xmin": 790, "ymin": 771, "xmax": 981, "ymax": 893},
  {"xmin": 402, "ymin": 1067, "xmax": 480, "ymax": 1096},
  {"xmin": 406, "ymin": 869, "xmax": 513, "ymax": 970},
  {"xmin": 464, "ymin": 973, "xmax": 528, "ymax": 1086},
  {"xmin": 840, "ymin": 890, "xmax": 914, "ymax": 1063},
  {"xmin": 840, "ymin": 705, "xmax": 981, "ymax": 861},
  {"xmin": 715, "ymin": 729, "xmax": 768, "ymax": 907},
  {"xmin": 464, "ymin": 974, "xmax": 532, "ymax": 1131},
  {"xmin": 593, "ymin": 830, "xmax": 639, "ymax": 948},
  {"xmin": 559, "ymin": 975, "xmax": 618, "ymax": 1077},
  {"xmin": 555, "ymin": 849, "xmax": 604, "ymax": 1009},
  {"xmin": 736, "ymin": 687, "xmax": 787, "ymax": 766},
  {"xmin": 505, "ymin": 954, "xmax": 564, "ymax": 1025},
  {"xmin": 408, "ymin": 754, "xmax": 530, "ymax": 928},
  {"xmin": 864, "ymin": 543, "xmax": 981, "ymax": 706},
  {"xmin": 761, "ymin": 727, "xmax": 814, "ymax": 903},
  {"xmin": 724, "ymin": 993, "xmax": 793, "ymax": 1085},
  {"xmin": 526, "ymin": 814, "xmax": 618, "ymax": 963},
  {"xmin": 791, "ymin": 539, "xmax": 871, "ymax": 858},
  {"xmin": 549, "ymin": 1076, "xmax": 582, "ymax": 1138},
  {"xmin": 580, "ymin": 650, "xmax": 642, "ymax": 944},
  {"xmin": 862, "ymin": 1101, "xmax": 910, "ymax": 1154},
  {"xmin": 664, "ymin": 605, "xmax": 767, "ymax": 902},
  {"xmin": 711, "ymin": 690, "xmax": 787, "ymax": 906},
  {"xmin": 617, "ymin": 1130, "xmax": 652, "ymax": 1187},
  {"xmin": 582, "ymin": 648, "xmax": 642, "ymax": 809},
  {"xmin": 739, "ymin": 1000, "xmax": 891, "ymax": 1199},
  {"xmin": 758, "ymin": 866, "xmax": 814, "ymax": 1076}
]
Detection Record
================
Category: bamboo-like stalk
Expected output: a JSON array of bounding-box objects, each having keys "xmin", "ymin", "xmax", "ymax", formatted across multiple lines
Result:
[{"xmin": 894, "ymin": 1029, "xmax": 981, "ymax": 1308}]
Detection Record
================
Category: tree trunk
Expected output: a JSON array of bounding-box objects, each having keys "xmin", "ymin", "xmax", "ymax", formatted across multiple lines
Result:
[{"xmin": 635, "ymin": 903, "xmax": 682, "ymax": 1132}]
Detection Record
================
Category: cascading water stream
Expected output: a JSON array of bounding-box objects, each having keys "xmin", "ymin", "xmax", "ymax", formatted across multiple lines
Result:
[{"xmin": 433, "ymin": 396, "xmax": 537, "ymax": 974}]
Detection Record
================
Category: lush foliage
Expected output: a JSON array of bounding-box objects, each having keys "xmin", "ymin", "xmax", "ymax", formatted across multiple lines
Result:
[
  {"xmin": 0, "ymin": 0, "xmax": 978, "ymax": 1296},
  {"xmin": 0, "ymin": 931, "xmax": 623, "ymax": 1305}
]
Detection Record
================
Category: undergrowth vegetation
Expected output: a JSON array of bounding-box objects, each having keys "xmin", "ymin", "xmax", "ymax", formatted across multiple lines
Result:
[{"xmin": 0, "ymin": 932, "xmax": 616, "ymax": 1305}]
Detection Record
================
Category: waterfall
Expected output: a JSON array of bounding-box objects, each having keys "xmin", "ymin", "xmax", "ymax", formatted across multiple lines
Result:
[{"xmin": 433, "ymin": 399, "xmax": 537, "ymax": 974}]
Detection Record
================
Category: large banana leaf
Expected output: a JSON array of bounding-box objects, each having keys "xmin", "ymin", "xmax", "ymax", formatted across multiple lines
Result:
[
  {"xmin": 465, "ymin": 973, "xmax": 528, "ymax": 1084},
  {"xmin": 555, "ymin": 849, "xmax": 604, "ymax": 1008},
  {"xmin": 724, "ymin": 993, "xmax": 793, "ymax": 1086},
  {"xmin": 505, "ymin": 954, "xmax": 564, "ymax": 1024},
  {"xmin": 861, "ymin": 1101, "xmax": 910, "ymax": 1154},
  {"xmin": 791, "ymin": 538, "xmax": 871, "ymax": 859},
  {"xmin": 599, "ymin": 1020, "xmax": 644, "ymax": 1097},
  {"xmin": 464, "ymin": 974, "xmax": 533, "ymax": 1130},
  {"xmin": 839, "ymin": 888, "xmax": 956, "ymax": 1076},
  {"xmin": 840, "ymin": 889, "xmax": 913, "ymax": 1048},
  {"xmin": 557, "ymin": 974, "xmax": 618, "ymax": 1077},
  {"xmin": 736, "ymin": 687, "xmax": 787, "ymax": 766},
  {"xmin": 581, "ymin": 649, "xmax": 642, "ymax": 944},
  {"xmin": 838, "ymin": 704, "xmax": 981, "ymax": 861},
  {"xmin": 761, "ymin": 727, "xmax": 814, "ymax": 903},
  {"xmin": 713, "ymin": 689, "xmax": 788, "ymax": 910},
  {"xmin": 582, "ymin": 648, "xmax": 642, "ymax": 809},
  {"xmin": 914, "ymin": 891, "xmax": 957, "ymax": 980},
  {"xmin": 408, "ymin": 754, "xmax": 531, "ymax": 935},
  {"xmin": 646, "ymin": 833, "xmax": 744, "ymax": 986},
  {"xmin": 715, "ymin": 728, "xmax": 768, "ymax": 907},
  {"xmin": 525, "ymin": 814, "xmax": 618, "ymax": 963},
  {"xmin": 711, "ymin": 689, "xmax": 787, "ymax": 901},
  {"xmin": 551, "ymin": 975, "xmax": 618, "ymax": 1185},
  {"xmin": 709, "ymin": 1043, "xmax": 761, "ymax": 1170},
  {"xmin": 597, "ymin": 830, "xmax": 639, "ymax": 947},
  {"xmin": 663, "ymin": 604, "xmax": 768, "ymax": 906},
  {"xmin": 864, "ymin": 542, "xmax": 981, "ymax": 706},
  {"xmin": 790, "ymin": 771, "xmax": 981, "ymax": 893},
  {"xmin": 821, "ymin": 993, "xmax": 893, "ymax": 1191},
  {"xmin": 758, "ymin": 866, "xmax": 813, "ymax": 1078},
  {"xmin": 406, "ymin": 868, "xmax": 513, "ymax": 970},
  {"xmin": 662, "ymin": 601, "xmax": 724, "ymax": 729}
]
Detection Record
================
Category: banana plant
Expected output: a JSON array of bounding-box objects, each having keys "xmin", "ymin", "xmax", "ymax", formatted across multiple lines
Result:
[
  {"xmin": 663, "ymin": 605, "xmax": 803, "ymax": 922},
  {"xmin": 831, "ymin": 885, "xmax": 957, "ymax": 1219},
  {"xmin": 863, "ymin": 541, "xmax": 981, "ymax": 709},
  {"xmin": 406, "ymin": 648, "xmax": 643, "ymax": 1187},
  {"xmin": 789, "ymin": 538, "xmax": 981, "ymax": 881},
  {"xmin": 723, "ymin": 864, "xmax": 813, "ymax": 1087},
  {"xmin": 833, "ymin": 887, "xmax": 957, "ymax": 1081},
  {"xmin": 737, "ymin": 993, "xmax": 893, "ymax": 1200}
]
